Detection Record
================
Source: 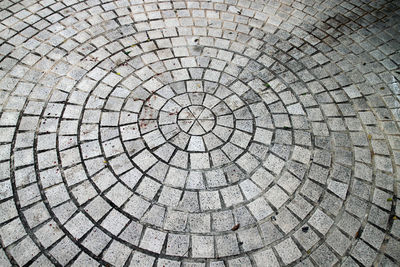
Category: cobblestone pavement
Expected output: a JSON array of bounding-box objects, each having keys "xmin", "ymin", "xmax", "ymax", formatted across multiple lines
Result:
[{"xmin": 0, "ymin": 0, "xmax": 399, "ymax": 266}]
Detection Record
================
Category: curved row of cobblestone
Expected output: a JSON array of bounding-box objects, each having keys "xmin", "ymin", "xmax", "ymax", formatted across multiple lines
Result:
[{"xmin": 0, "ymin": 0, "xmax": 399, "ymax": 266}]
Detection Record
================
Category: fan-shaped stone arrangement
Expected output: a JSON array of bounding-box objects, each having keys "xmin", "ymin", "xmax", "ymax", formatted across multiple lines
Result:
[{"xmin": 0, "ymin": 0, "xmax": 399, "ymax": 266}]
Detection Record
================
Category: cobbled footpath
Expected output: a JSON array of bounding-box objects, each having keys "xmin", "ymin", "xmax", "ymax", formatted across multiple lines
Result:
[{"xmin": 0, "ymin": 0, "xmax": 399, "ymax": 266}]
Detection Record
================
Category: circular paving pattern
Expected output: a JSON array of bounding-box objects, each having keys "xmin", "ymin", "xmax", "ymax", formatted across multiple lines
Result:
[{"xmin": 0, "ymin": 0, "xmax": 399, "ymax": 266}]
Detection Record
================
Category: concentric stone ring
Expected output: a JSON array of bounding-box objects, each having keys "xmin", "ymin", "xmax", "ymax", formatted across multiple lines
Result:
[{"xmin": 0, "ymin": 0, "xmax": 399, "ymax": 266}]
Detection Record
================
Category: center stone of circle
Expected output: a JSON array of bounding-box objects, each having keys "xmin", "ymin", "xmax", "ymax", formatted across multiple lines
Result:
[{"xmin": 177, "ymin": 105, "xmax": 215, "ymax": 135}]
